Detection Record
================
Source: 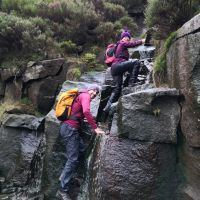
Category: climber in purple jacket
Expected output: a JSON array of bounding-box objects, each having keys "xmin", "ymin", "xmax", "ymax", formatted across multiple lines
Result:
[{"xmin": 103, "ymin": 30, "xmax": 145, "ymax": 113}]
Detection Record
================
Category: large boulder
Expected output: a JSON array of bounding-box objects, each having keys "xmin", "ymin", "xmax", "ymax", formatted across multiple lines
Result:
[
  {"xmin": 42, "ymin": 109, "xmax": 64, "ymax": 199},
  {"xmin": 27, "ymin": 77, "xmax": 60, "ymax": 114},
  {"xmin": 166, "ymin": 14, "xmax": 200, "ymax": 147},
  {"xmin": 26, "ymin": 59, "xmax": 70, "ymax": 113},
  {"xmin": 86, "ymin": 134, "xmax": 177, "ymax": 200},
  {"xmin": 166, "ymin": 13, "xmax": 200, "ymax": 199},
  {"xmin": 179, "ymin": 140, "xmax": 200, "ymax": 199},
  {"xmin": 0, "ymin": 58, "xmax": 70, "ymax": 114},
  {"xmin": 23, "ymin": 59, "xmax": 65, "ymax": 83},
  {"xmin": 0, "ymin": 126, "xmax": 44, "ymax": 198},
  {"xmin": 118, "ymin": 88, "xmax": 180, "ymax": 144},
  {"xmin": 1, "ymin": 114, "xmax": 44, "ymax": 130}
]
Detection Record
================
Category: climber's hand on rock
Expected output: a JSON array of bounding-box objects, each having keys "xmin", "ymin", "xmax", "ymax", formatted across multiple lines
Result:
[
  {"xmin": 95, "ymin": 127, "xmax": 105, "ymax": 135},
  {"xmin": 141, "ymin": 38, "xmax": 145, "ymax": 44}
]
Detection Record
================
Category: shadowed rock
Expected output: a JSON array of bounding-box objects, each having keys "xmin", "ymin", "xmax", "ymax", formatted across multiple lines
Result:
[{"xmin": 0, "ymin": 127, "xmax": 44, "ymax": 198}]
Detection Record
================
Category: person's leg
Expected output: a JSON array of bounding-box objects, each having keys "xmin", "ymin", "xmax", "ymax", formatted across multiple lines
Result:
[
  {"xmin": 112, "ymin": 60, "xmax": 140, "ymax": 86},
  {"xmin": 103, "ymin": 74, "xmax": 122, "ymax": 113},
  {"xmin": 123, "ymin": 73, "xmax": 130, "ymax": 87},
  {"xmin": 112, "ymin": 61, "xmax": 134, "ymax": 75},
  {"xmin": 129, "ymin": 60, "xmax": 140, "ymax": 85},
  {"xmin": 76, "ymin": 136, "xmax": 87, "ymax": 181},
  {"xmin": 59, "ymin": 123, "xmax": 80, "ymax": 193}
]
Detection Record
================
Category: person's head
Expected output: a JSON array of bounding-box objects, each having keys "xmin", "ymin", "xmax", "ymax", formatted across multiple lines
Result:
[
  {"xmin": 87, "ymin": 84, "xmax": 100, "ymax": 99},
  {"xmin": 120, "ymin": 30, "xmax": 131, "ymax": 42}
]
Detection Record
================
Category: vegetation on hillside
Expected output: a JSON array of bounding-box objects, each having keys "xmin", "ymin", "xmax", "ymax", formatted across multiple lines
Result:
[
  {"xmin": 145, "ymin": 0, "xmax": 200, "ymax": 39},
  {"xmin": 0, "ymin": 0, "xmax": 138, "ymax": 69},
  {"xmin": 145, "ymin": 0, "xmax": 199, "ymax": 86}
]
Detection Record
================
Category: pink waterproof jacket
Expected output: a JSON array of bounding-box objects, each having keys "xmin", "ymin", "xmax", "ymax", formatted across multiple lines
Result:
[{"xmin": 64, "ymin": 91, "xmax": 97, "ymax": 130}]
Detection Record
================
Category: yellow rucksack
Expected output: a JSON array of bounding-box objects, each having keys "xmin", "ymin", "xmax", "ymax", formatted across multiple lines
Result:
[{"xmin": 55, "ymin": 88, "xmax": 79, "ymax": 121}]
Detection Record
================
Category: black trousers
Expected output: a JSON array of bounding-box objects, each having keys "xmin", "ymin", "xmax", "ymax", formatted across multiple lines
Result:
[{"xmin": 110, "ymin": 60, "xmax": 140, "ymax": 103}]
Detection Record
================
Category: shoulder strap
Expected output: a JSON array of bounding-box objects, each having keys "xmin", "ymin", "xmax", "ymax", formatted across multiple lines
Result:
[
  {"xmin": 68, "ymin": 91, "xmax": 86, "ymax": 122},
  {"xmin": 115, "ymin": 41, "xmax": 128, "ymax": 59}
]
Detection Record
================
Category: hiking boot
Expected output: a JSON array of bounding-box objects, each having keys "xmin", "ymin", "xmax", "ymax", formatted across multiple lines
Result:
[
  {"xmin": 103, "ymin": 92, "xmax": 117, "ymax": 113},
  {"xmin": 103, "ymin": 101, "xmax": 112, "ymax": 113},
  {"xmin": 56, "ymin": 190, "xmax": 71, "ymax": 200}
]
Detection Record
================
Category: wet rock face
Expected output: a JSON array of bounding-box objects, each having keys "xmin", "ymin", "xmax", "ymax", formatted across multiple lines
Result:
[
  {"xmin": 0, "ymin": 127, "xmax": 43, "ymax": 196},
  {"xmin": 167, "ymin": 14, "xmax": 200, "ymax": 147},
  {"xmin": 118, "ymin": 88, "xmax": 180, "ymax": 144},
  {"xmin": 180, "ymin": 141, "xmax": 200, "ymax": 199},
  {"xmin": 166, "ymin": 14, "xmax": 200, "ymax": 199},
  {"xmin": 80, "ymin": 71, "xmax": 106, "ymax": 85},
  {"xmin": 88, "ymin": 136, "xmax": 177, "ymax": 200},
  {"xmin": 42, "ymin": 110, "xmax": 65, "ymax": 199}
]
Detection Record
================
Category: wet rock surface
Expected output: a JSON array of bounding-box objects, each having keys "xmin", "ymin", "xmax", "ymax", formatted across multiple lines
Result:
[
  {"xmin": 87, "ymin": 135, "xmax": 177, "ymax": 200},
  {"xmin": 166, "ymin": 13, "xmax": 200, "ymax": 199},
  {"xmin": 0, "ymin": 127, "xmax": 45, "ymax": 199},
  {"xmin": 79, "ymin": 71, "xmax": 106, "ymax": 85},
  {"xmin": 118, "ymin": 88, "xmax": 180, "ymax": 143},
  {"xmin": 167, "ymin": 14, "xmax": 200, "ymax": 147},
  {"xmin": 42, "ymin": 109, "xmax": 65, "ymax": 199}
]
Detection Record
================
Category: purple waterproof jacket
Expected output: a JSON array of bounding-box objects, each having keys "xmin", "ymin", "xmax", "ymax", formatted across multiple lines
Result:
[{"xmin": 112, "ymin": 40, "xmax": 143, "ymax": 65}]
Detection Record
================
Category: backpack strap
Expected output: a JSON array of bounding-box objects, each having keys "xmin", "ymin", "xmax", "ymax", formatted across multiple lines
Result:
[
  {"xmin": 67, "ymin": 91, "xmax": 84, "ymax": 122},
  {"xmin": 68, "ymin": 115, "xmax": 80, "ymax": 121},
  {"xmin": 114, "ymin": 41, "xmax": 127, "ymax": 59}
]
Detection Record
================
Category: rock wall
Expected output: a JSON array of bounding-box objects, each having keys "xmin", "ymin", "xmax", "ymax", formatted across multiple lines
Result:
[
  {"xmin": 0, "ymin": 58, "xmax": 70, "ymax": 113},
  {"xmin": 86, "ymin": 87, "xmax": 181, "ymax": 200},
  {"xmin": 166, "ymin": 13, "xmax": 200, "ymax": 199}
]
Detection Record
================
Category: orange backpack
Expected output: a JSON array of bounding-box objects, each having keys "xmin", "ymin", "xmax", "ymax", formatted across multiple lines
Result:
[{"xmin": 55, "ymin": 88, "xmax": 79, "ymax": 121}]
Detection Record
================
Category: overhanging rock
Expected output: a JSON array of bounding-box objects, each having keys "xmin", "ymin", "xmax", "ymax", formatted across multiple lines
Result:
[{"xmin": 118, "ymin": 88, "xmax": 180, "ymax": 144}]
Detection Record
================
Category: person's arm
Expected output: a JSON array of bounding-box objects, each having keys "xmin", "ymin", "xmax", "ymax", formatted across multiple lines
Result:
[
  {"xmin": 123, "ymin": 39, "xmax": 145, "ymax": 48},
  {"xmin": 94, "ymin": 127, "xmax": 105, "ymax": 135},
  {"xmin": 80, "ymin": 93, "xmax": 105, "ymax": 135},
  {"xmin": 80, "ymin": 93, "xmax": 97, "ymax": 129}
]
